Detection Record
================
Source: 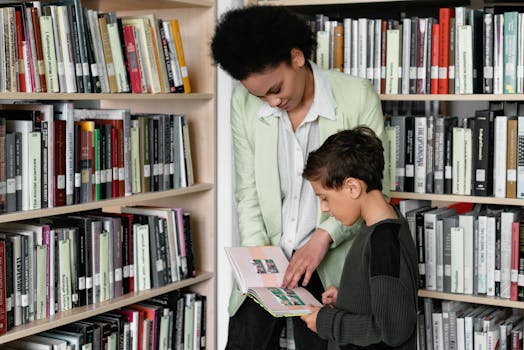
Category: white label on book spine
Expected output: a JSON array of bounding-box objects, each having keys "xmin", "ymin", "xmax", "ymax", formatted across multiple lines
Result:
[
  {"xmin": 129, "ymin": 265, "xmax": 134, "ymax": 277},
  {"xmin": 153, "ymin": 164, "xmax": 160, "ymax": 175},
  {"xmin": 434, "ymin": 171, "xmax": 443, "ymax": 180},
  {"xmin": 381, "ymin": 67, "xmax": 386, "ymax": 77},
  {"xmin": 156, "ymin": 259, "xmax": 163, "ymax": 272},
  {"xmin": 123, "ymin": 265, "xmax": 130, "ymax": 277},
  {"xmin": 181, "ymin": 66, "xmax": 188, "ymax": 77},
  {"xmin": 58, "ymin": 175, "xmax": 66, "ymax": 189},
  {"xmin": 75, "ymin": 173, "xmax": 81, "ymax": 187},
  {"xmin": 94, "ymin": 273, "xmax": 100, "ymax": 286},
  {"xmin": 91, "ymin": 64, "xmax": 99, "ymax": 76},
  {"xmin": 115, "ymin": 268, "xmax": 122, "ymax": 282},
  {"xmin": 57, "ymin": 62, "xmax": 65, "ymax": 75},
  {"xmin": 21, "ymin": 294, "xmax": 29, "ymax": 306},
  {"xmin": 439, "ymin": 67, "xmax": 448, "ymax": 79},
  {"xmin": 113, "ymin": 167, "xmax": 118, "ymax": 179},
  {"xmin": 518, "ymin": 274, "xmax": 524, "ymax": 286},
  {"xmin": 476, "ymin": 169, "xmax": 486, "ymax": 182},
  {"xmin": 82, "ymin": 63, "xmax": 89, "ymax": 75},
  {"xmin": 417, "ymin": 67, "xmax": 425, "ymax": 77},
  {"xmin": 169, "ymin": 163, "xmax": 175, "ymax": 174},
  {"xmin": 366, "ymin": 68, "xmax": 373, "ymax": 79},
  {"xmin": 16, "ymin": 175, "xmax": 21, "ymax": 190},
  {"xmin": 86, "ymin": 277, "xmax": 93, "ymax": 289},
  {"xmin": 431, "ymin": 66, "xmax": 439, "ymax": 78},
  {"xmin": 76, "ymin": 63, "xmax": 82, "ymax": 76},
  {"xmin": 449, "ymin": 66, "xmax": 455, "ymax": 79},
  {"xmin": 119, "ymin": 168, "xmax": 124, "ymax": 181},
  {"xmin": 495, "ymin": 270, "xmax": 501, "ymax": 281},
  {"xmin": 396, "ymin": 168, "xmax": 405, "ymax": 176},
  {"xmin": 7, "ymin": 178, "xmax": 15, "ymax": 194},
  {"xmin": 144, "ymin": 165, "xmax": 151, "ymax": 177},
  {"xmin": 72, "ymin": 293, "xmax": 78, "ymax": 302},
  {"xmin": 409, "ymin": 67, "xmax": 417, "ymax": 79},
  {"xmin": 445, "ymin": 165, "xmax": 452, "ymax": 178},
  {"xmin": 484, "ymin": 66, "xmax": 494, "ymax": 78},
  {"xmin": 405, "ymin": 164, "xmax": 414, "ymax": 177},
  {"xmin": 374, "ymin": 67, "xmax": 380, "ymax": 78},
  {"xmin": 79, "ymin": 277, "xmax": 86, "ymax": 290},
  {"xmin": 508, "ymin": 169, "xmax": 517, "ymax": 181},
  {"xmin": 6, "ymin": 297, "xmax": 11, "ymax": 311},
  {"xmin": 419, "ymin": 263, "xmax": 425, "ymax": 274},
  {"xmin": 511, "ymin": 269, "xmax": 518, "ymax": 282}
]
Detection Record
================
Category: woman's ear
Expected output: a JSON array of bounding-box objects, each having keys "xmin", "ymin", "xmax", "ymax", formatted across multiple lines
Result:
[
  {"xmin": 344, "ymin": 177, "xmax": 362, "ymax": 199},
  {"xmin": 290, "ymin": 48, "xmax": 305, "ymax": 67}
]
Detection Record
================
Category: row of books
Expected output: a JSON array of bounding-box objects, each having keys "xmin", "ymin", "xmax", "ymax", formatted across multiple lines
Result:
[
  {"xmin": 0, "ymin": 206, "xmax": 196, "ymax": 333},
  {"xmin": 0, "ymin": 0, "xmax": 191, "ymax": 94},
  {"xmin": 0, "ymin": 291, "xmax": 206, "ymax": 350},
  {"xmin": 399, "ymin": 199, "xmax": 524, "ymax": 301},
  {"xmin": 419, "ymin": 299, "xmax": 522, "ymax": 350},
  {"xmin": 384, "ymin": 108, "xmax": 524, "ymax": 199},
  {"xmin": 310, "ymin": 7, "xmax": 524, "ymax": 95},
  {"xmin": 0, "ymin": 103, "xmax": 194, "ymax": 213}
]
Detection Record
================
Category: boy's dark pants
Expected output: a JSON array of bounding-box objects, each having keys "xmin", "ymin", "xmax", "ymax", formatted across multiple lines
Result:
[{"xmin": 225, "ymin": 270, "xmax": 328, "ymax": 350}]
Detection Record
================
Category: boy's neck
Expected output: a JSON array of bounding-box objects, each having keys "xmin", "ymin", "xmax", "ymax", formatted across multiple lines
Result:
[{"xmin": 360, "ymin": 190, "xmax": 398, "ymax": 226}]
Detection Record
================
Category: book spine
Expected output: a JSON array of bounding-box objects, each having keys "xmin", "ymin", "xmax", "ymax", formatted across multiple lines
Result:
[{"xmin": 483, "ymin": 12, "xmax": 494, "ymax": 94}]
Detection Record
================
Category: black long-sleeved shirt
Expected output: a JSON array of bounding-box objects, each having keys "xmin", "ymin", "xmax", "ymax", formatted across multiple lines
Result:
[{"xmin": 316, "ymin": 212, "xmax": 418, "ymax": 349}]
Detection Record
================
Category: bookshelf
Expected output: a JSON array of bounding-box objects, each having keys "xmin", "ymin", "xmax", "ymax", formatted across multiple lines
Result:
[
  {"xmin": 244, "ymin": 0, "xmax": 524, "ymax": 348},
  {"xmin": 0, "ymin": 0, "xmax": 217, "ymax": 348}
]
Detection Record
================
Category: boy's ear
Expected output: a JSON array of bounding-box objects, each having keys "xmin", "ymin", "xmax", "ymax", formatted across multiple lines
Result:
[{"xmin": 344, "ymin": 177, "xmax": 362, "ymax": 199}]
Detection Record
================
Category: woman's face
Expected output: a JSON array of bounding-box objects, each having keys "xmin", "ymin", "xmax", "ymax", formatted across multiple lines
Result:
[{"xmin": 240, "ymin": 49, "xmax": 309, "ymax": 113}]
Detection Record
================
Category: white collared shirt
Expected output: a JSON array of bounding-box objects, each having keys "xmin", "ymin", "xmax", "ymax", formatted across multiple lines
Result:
[{"xmin": 257, "ymin": 62, "xmax": 337, "ymax": 258}]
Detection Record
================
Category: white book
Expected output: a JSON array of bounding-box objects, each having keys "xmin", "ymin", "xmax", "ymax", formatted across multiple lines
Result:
[
  {"xmin": 494, "ymin": 14, "xmax": 504, "ymax": 94},
  {"xmin": 385, "ymin": 29, "xmax": 400, "ymax": 94},
  {"xmin": 316, "ymin": 31, "xmax": 329, "ymax": 70},
  {"xmin": 417, "ymin": 18, "xmax": 428, "ymax": 94},
  {"xmin": 134, "ymin": 223, "xmax": 151, "ymax": 291},
  {"xmin": 517, "ymin": 116, "xmax": 524, "ymax": 198},
  {"xmin": 107, "ymin": 16, "xmax": 130, "ymax": 93},
  {"xmin": 459, "ymin": 211, "xmax": 477, "ymax": 295},
  {"xmin": 457, "ymin": 25, "xmax": 473, "ymax": 94},
  {"xmin": 414, "ymin": 116, "xmax": 427, "ymax": 193},
  {"xmin": 46, "ymin": 5, "xmax": 67, "ymax": 93},
  {"xmin": 500, "ymin": 211, "xmax": 518, "ymax": 299},
  {"xmin": 56, "ymin": 6, "xmax": 77, "ymax": 93},
  {"xmin": 343, "ymin": 18, "xmax": 351, "ymax": 74},
  {"xmin": 39, "ymin": 15, "xmax": 59, "ymax": 92},
  {"xmin": 453, "ymin": 127, "xmax": 466, "ymax": 195},
  {"xmin": 373, "ymin": 19, "xmax": 381, "ymax": 92},
  {"xmin": 433, "ymin": 312, "xmax": 444, "ymax": 350},
  {"xmin": 87, "ymin": 9, "xmax": 109, "ymax": 93},
  {"xmin": 357, "ymin": 18, "xmax": 367, "ymax": 79},
  {"xmin": 494, "ymin": 116, "xmax": 508, "ymax": 198},
  {"xmin": 351, "ymin": 19, "xmax": 358, "ymax": 77},
  {"xmin": 485, "ymin": 215, "xmax": 497, "ymax": 297},
  {"xmin": 366, "ymin": 20, "xmax": 374, "ymax": 82},
  {"xmin": 451, "ymin": 226, "xmax": 465, "ymax": 294}
]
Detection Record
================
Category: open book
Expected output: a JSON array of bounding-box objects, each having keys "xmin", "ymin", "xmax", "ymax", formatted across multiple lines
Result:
[{"xmin": 225, "ymin": 246, "xmax": 322, "ymax": 317}]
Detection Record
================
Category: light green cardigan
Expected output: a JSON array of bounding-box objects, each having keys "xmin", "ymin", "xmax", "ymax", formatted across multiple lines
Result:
[{"xmin": 228, "ymin": 68, "xmax": 388, "ymax": 316}]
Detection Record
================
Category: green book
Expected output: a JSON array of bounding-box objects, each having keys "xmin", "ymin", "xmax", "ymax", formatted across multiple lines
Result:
[{"xmin": 504, "ymin": 11, "xmax": 518, "ymax": 94}]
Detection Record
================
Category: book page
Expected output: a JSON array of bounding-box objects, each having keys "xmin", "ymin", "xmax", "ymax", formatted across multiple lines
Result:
[
  {"xmin": 248, "ymin": 286, "xmax": 322, "ymax": 317},
  {"xmin": 225, "ymin": 246, "xmax": 290, "ymax": 293}
]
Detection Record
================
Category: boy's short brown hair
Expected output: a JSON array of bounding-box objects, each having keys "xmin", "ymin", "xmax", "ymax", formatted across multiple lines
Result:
[{"xmin": 303, "ymin": 126, "xmax": 384, "ymax": 192}]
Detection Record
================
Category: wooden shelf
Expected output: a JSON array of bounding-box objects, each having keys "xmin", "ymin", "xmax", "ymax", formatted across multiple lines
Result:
[
  {"xmin": 391, "ymin": 191, "xmax": 524, "ymax": 206},
  {"xmin": 380, "ymin": 94, "xmax": 524, "ymax": 101},
  {"xmin": 419, "ymin": 290, "xmax": 524, "ymax": 309},
  {"xmin": 0, "ymin": 272, "xmax": 214, "ymax": 344},
  {"xmin": 84, "ymin": 0, "xmax": 213, "ymax": 11},
  {"xmin": 0, "ymin": 183, "xmax": 213, "ymax": 224},
  {"xmin": 0, "ymin": 92, "xmax": 213, "ymax": 101},
  {"xmin": 250, "ymin": 0, "xmax": 417, "ymax": 5}
]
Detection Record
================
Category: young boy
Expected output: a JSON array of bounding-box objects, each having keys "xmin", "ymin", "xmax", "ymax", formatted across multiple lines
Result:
[{"xmin": 300, "ymin": 127, "xmax": 418, "ymax": 349}]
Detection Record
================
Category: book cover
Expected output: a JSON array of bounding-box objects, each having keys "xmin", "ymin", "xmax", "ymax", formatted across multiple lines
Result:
[{"xmin": 225, "ymin": 246, "xmax": 322, "ymax": 317}]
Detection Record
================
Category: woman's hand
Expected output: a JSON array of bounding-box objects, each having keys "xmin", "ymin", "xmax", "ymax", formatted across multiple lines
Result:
[
  {"xmin": 300, "ymin": 306, "xmax": 321, "ymax": 333},
  {"xmin": 321, "ymin": 286, "xmax": 338, "ymax": 306},
  {"xmin": 282, "ymin": 228, "xmax": 332, "ymax": 289}
]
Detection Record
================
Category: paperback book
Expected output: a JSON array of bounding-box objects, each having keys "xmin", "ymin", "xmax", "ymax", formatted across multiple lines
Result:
[{"xmin": 225, "ymin": 246, "xmax": 322, "ymax": 317}]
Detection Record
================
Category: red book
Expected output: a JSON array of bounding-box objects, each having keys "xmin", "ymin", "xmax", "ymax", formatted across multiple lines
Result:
[
  {"xmin": 14, "ymin": 9, "xmax": 26, "ymax": 92},
  {"xmin": 54, "ymin": 120, "xmax": 66, "ymax": 206},
  {"xmin": 438, "ymin": 8, "xmax": 453, "ymax": 94},
  {"xmin": 123, "ymin": 25, "xmax": 142, "ymax": 93},
  {"xmin": 380, "ymin": 19, "xmax": 387, "ymax": 94},
  {"xmin": 128, "ymin": 304, "xmax": 162, "ymax": 350},
  {"xmin": 30, "ymin": 7, "xmax": 46, "ymax": 92},
  {"xmin": 431, "ymin": 23, "xmax": 440, "ymax": 94},
  {"xmin": 511, "ymin": 221, "xmax": 520, "ymax": 301},
  {"xmin": 113, "ymin": 308, "xmax": 143, "ymax": 350}
]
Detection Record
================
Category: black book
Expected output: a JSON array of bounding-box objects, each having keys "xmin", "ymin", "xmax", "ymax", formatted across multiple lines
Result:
[
  {"xmin": 74, "ymin": 123, "xmax": 81, "ymax": 204},
  {"xmin": 404, "ymin": 115, "xmax": 415, "ymax": 192},
  {"xmin": 444, "ymin": 116, "xmax": 459, "ymax": 194},
  {"xmin": 83, "ymin": 8, "xmax": 101, "ymax": 93},
  {"xmin": 59, "ymin": 321, "xmax": 95, "ymax": 348},
  {"xmin": 409, "ymin": 17, "xmax": 418, "ymax": 94},
  {"xmin": 14, "ymin": 132, "xmax": 21, "ymax": 211},
  {"xmin": 66, "ymin": 4, "xmax": 83, "ymax": 93},
  {"xmin": 469, "ymin": 9, "xmax": 484, "ymax": 93},
  {"xmin": 183, "ymin": 212, "xmax": 196, "ymax": 279},
  {"xmin": 473, "ymin": 109, "xmax": 501, "ymax": 196},
  {"xmin": 414, "ymin": 206, "xmax": 436, "ymax": 289},
  {"xmin": 2, "ymin": 238, "xmax": 13, "ymax": 330}
]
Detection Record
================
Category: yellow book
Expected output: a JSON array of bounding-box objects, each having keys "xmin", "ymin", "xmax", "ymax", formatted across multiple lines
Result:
[{"xmin": 171, "ymin": 19, "xmax": 191, "ymax": 93}]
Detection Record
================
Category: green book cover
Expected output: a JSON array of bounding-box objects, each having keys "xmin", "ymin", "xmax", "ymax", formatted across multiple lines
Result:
[
  {"xmin": 36, "ymin": 245, "xmax": 47, "ymax": 320},
  {"xmin": 94, "ymin": 128, "xmax": 101, "ymax": 200},
  {"xmin": 504, "ymin": 11, "xmax": 518, "ymax": 93},
  {"xmin": 58, "ymin": 237, "xmax": 72, "ymax": 311}
]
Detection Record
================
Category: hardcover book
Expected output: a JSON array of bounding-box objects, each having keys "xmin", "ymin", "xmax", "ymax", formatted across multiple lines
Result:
[{"xmin": 225, "ymin": 246, "xmax": 321, "ymax": 317}]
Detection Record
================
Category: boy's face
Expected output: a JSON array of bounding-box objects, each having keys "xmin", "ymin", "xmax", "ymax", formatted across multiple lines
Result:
[
  {"xmin": 240, "ymin": 49, "xmax": 308, "ymax": 113},
  {"xmin": 310, "ymin": 179, "xmax": 361, "ymax": 227}
]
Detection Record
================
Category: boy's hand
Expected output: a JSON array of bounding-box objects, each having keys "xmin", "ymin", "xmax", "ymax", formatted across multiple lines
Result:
[
  {"xmin": 321, "ymin": 286, "xmax": 338, "ymax": 306},
  {"xmin": 300, "ymin": 306, "xmax": 320, "ymax": 333},
  {"xmin": 282, "ymin": 228, "xmax": 332, "ymax": 289}
]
